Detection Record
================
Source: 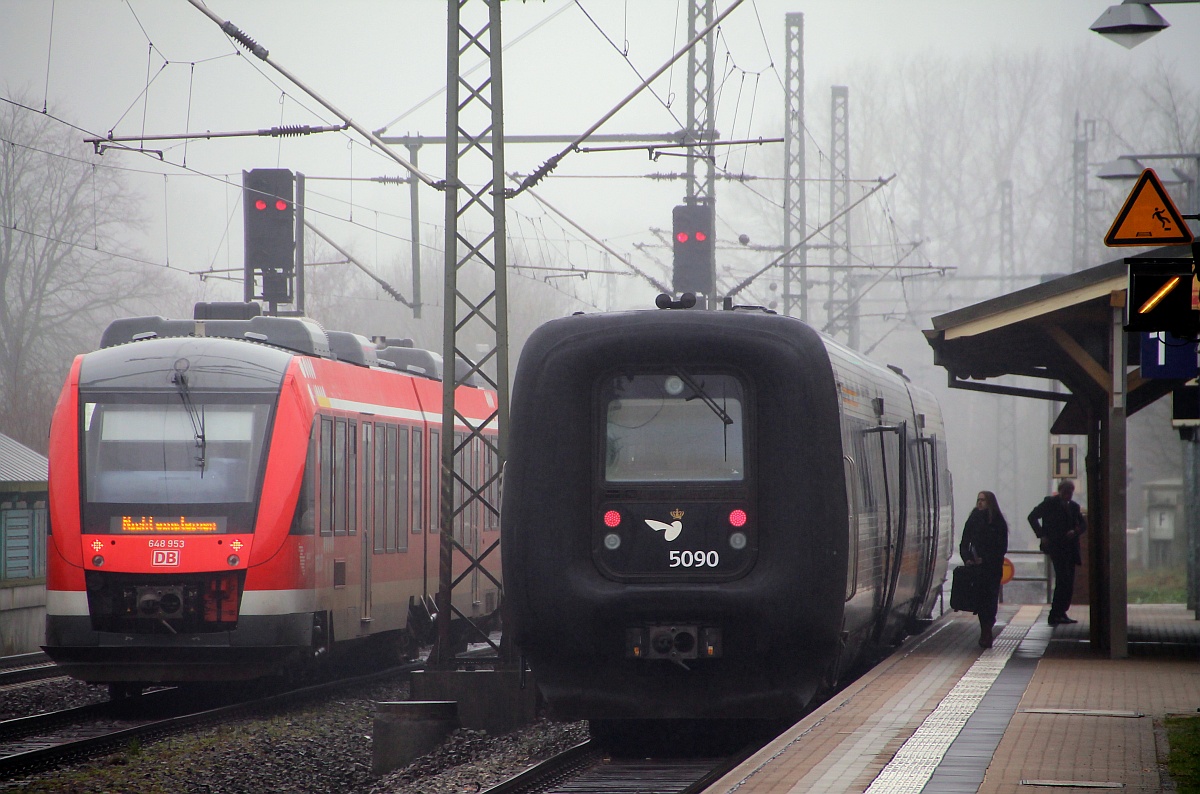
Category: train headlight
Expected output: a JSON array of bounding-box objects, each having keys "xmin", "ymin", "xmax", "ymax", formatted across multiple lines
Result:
[
  {"xmin": 92, "ymin": 555, "xmax": 105, "ymax": 567},
  {"xmin": 603, "ymin": 533, "xmax": 622, "ymax": 551},
  {"xmin": 227, "ymin": 554, "xmax": 240, "ymax": 567},
  {"xmin": 729, "ymin": 532, "xmax": 747, "ymax": 550},
  {"xmin": 728, "ymin": 509, "xmax": 747, "ymax": 527},
  {"xmin": 664, "ymin": 375, "xmax": 685, "ymax": 395},
  {"xmin": 603, "ymin": 509, "xmax": 621, "ymax": 528}
]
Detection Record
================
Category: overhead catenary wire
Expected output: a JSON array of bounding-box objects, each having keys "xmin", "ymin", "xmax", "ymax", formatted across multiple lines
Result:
[
  {"xmin": 508, "ymin": 0, "xmax": 747, "ymax": 197},
  {"xmin": 184, "ymin": 0, "xmax": 439, "ymax": 190},
  {"xmin": 726, "ymin": 174, "xmax": 897, "ymax": 299},
  {"xmin": 304, "ymin": 220, "xmax": 413, "ymax": 308},
  {"xmin": 506, "ymin": 172, "xmax": 670, "ymax": 294}
]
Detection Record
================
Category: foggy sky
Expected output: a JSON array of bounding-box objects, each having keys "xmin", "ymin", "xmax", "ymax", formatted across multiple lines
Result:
[
  {"xmin": 3, "ymin": 0, "xmax": 1197, "ymax": 305},
  {"xmin": 4, "ymin": 1, "xmax": 1199, "ymax": 531}
]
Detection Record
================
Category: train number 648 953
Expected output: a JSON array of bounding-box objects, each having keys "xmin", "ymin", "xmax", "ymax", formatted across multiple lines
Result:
[{"xmin": 668, "ymin": 550, "xmax": 720, "ymax": 568}]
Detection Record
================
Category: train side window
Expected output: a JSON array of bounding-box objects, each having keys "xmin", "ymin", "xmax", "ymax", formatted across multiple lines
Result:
[
  {"xmin": 373, "ymin": 422, "xmax": 386, "ymax": 554},
  {"xmin": 347, "ymin": 420, "xmax": 357, "ymax": 536},
  {"xmin": 411, "ymin": 429, "xmax": 423, "ymax": 533},
  {"xmin": 319, "ymin": 417, "xmax": 333, "ymax": 537},
  {"xmin": 397, "ymin": 426, "xmax": 410, "ymax": 552},
  {"xmin": 333, "ymin": 419, "xmax": 347, "ymax": 536},
  {"xmin": 385, "ymin": 424, "xmax": 398, "ymax": 553},
  {"xmin": 851, "ymin": 419, "xmax": 876, "ymax": 511},
  {"xmin": 291, "ymin": 422, "xmax": 317, "ymax": 535},
  {"xmin": 429, "ymin": 429, "xmax": 440, "ymax": 535}
]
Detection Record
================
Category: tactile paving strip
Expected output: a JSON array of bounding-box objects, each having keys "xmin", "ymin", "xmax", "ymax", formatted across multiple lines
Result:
[{"xmin": 863, "ymin": 605, "xmax": 1045, "ymax": 793}]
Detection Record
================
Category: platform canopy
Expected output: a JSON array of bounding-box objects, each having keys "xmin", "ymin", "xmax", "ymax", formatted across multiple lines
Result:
[
  {"xmin": 924, "ymin": 253, "xmax": 1186, "ymax": 434},
  {"xmin": 923, "ymin": 246, "xmax": 1194, "ymax": 658}
]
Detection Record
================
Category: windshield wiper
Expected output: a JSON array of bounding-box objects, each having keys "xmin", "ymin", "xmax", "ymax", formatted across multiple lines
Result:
[
  {"xmin": 172, "ymin": 359, "xmax": 206, "ymax": 475},
  {"xmin": 672, "ymin": 367, "xmax": 733, "ymax": 426}
]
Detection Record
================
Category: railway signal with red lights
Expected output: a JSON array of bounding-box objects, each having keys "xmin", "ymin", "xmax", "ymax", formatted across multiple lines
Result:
[
  {"xmin": 243, "ymin": 168, "xmax": 296, "ymax": 303},
  {"xmin": 672, "ymin": 202, "xmax": 715, "ymax": 295}
]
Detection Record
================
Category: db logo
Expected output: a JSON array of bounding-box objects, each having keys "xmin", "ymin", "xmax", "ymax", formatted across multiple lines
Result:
[{"xmin": 152, "ymin": 550, "xmax": 180, "ymax": 567}]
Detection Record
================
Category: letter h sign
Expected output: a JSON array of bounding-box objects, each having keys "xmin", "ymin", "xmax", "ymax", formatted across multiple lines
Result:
[{"xmin": 1051, "ymin": 443, "xmax": 1078, "ymax": 480}]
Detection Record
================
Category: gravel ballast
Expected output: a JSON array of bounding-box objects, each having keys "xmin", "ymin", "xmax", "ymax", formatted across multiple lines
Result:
[{"xmin": 2, "ymin": 675, "xmax": 589, "ymax": 793}]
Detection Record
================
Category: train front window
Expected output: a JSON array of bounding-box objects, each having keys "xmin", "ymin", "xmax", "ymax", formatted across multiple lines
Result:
[
  {"xmin": 83, "ymin": 398, "xmax": 272, "ymax": 505},
  {"xmin": 603, "ymin": 372, "xmax": 745, "ymax": 482}
]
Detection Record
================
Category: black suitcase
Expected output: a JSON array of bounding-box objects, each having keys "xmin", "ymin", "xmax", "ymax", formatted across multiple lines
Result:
[{"xmin": 949, "ymin": 565, "xmax": 980, "ymax": 613}]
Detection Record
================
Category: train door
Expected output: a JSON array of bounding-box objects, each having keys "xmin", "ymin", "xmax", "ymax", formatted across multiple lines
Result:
[
  {"xmin": 865, "ymin": 416, "xmax": 907, "ymax": 643},
  {"xmin": 361, "ymin": 423, "xmax": 373, "ymax": 623},
  {"xmin": 426, "ymin": 428, "xmax": 440, "ymax": 601},
  {"xmin": 910, "ymin": 429, "xmax": 941, "ymax": 622},
  {"xmin": 454, "ymin": 431, "xmax": 481, "ymax": 611},
  {"xmin": 897, "ymin": 420, "xmax": 929, "ymax": 616}
]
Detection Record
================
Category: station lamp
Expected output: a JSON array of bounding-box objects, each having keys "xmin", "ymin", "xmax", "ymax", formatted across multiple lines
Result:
[{"xmin": 1089, "ymin": 1, "xmax": 1192, "ymax": 49}]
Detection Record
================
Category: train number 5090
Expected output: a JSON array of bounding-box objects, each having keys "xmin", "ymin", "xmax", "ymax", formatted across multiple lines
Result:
[{"xmin": 668, "ymin": 550, "xmax": 720, "ymax": 568}]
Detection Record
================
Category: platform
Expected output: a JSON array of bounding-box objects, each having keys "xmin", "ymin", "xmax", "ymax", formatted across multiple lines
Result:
[{"xmin": 705, "ymin": 603, "xmax": 1200, "ymax": 793}]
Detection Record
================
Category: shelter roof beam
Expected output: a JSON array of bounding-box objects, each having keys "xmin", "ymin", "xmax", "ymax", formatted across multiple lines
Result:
[{"xmin": 1045, "ymin": 324, "xmax": 1112, "ymax": 396}]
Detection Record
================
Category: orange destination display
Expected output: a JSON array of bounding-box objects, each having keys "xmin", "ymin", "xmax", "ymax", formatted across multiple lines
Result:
[{"xmin": 116, "ymin": 516, "xmax": 224, "ymax": 533}]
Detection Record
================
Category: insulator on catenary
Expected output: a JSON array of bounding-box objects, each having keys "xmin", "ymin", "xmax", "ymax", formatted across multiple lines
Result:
[
  {"xmin": 272, "ymin": 125, "xmax": 316, "ymax": 137},
  {"xmin": 221, "ymin": 21, "xmax": 269, "ymax": 60}
]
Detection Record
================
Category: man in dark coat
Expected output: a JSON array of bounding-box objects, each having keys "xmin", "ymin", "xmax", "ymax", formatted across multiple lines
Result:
[{"xmin": 1028, "ymin": 479, "xmax": 1086, "ymax": 626}]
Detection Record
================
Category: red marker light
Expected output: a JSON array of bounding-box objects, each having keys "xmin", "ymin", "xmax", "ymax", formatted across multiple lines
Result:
[
  {"xmin": 695, "ymin": 231, "xmax": 707, "ymax": 242},
  {"xmin": 729, "ymin": 509, "xmax": 747, "ymax": 527},
  {"xmin": 255, "ymin": 198, "xmax": 267, "ymax": 211},
  {"xmin": 275, "ymin": 199, "xmax": 288, "ymax": 211},
  {"xmin": 676, "ymin": 232, "xmax": 689, "ymax": 243},
  {"xmin": 604, "ymin": 510, "xmax": 622, "ymax": 528}
]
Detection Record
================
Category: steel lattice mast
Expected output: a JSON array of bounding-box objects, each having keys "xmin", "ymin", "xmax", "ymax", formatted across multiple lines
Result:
[
  {"xmin": 432, "ymin": 0, "xmax": 510, "ymax": 667},
  {"xmin": 685, "ymin": 0, "xmax": 718, "ymax": 303},
  {"xmin": 782, "ymin": 13, "xmax": 808, "ymax": 321},
  {"xmin": 825, "ymin": 86, "xmax": 856, "ymax": 348}
]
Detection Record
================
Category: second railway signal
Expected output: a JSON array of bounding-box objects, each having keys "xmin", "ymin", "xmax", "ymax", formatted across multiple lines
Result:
[
  {"xmin": 243, "ymin": 168, "xmax": 295, "ymax": 303},
  {"xmin": 1125, "ymin": 258, "xmax": 1198, "ymax": 337},
  {"xmin": 672, "ymin": 202, "xmax": 715, "ymax": 295}
]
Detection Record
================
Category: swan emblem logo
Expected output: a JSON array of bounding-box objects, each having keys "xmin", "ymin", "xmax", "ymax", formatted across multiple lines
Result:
[{"xmin": 645, "ymin": 509, "xmax": 684, "ymax": 542}]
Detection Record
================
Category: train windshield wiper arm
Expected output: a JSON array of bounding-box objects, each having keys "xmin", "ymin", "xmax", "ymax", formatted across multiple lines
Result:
[
  {"xmin": 672, "ymin": 367, "xmax": 733, "ymax": 426},
  {"xmin": 172, "ymin": 365, "xmax": 207, "ymax": 474}
]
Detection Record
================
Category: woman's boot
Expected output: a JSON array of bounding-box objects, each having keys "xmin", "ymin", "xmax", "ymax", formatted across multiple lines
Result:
[{"xmin": 978, "ymin": 621, "xmax": 994, "ymax": 649}]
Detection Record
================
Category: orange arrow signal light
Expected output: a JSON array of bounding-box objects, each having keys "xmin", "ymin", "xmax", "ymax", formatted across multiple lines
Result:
[{"xmin": 1139, "ymin": 275, "xmax": 1181, "ymax": 315}]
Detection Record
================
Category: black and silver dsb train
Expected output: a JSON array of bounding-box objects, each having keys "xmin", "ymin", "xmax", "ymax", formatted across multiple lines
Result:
[{"xmin": 501, "ymin": 302, "xmax": 953, "ymax": 723}]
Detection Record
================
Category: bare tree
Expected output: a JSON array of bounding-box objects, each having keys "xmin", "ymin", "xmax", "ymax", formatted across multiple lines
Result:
[{"xmin": 0, "ymin": 96, "xmax": 173, "ymax": 452}]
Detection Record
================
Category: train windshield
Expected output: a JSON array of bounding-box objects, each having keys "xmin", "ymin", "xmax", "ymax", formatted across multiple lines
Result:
[
  {"xmin": 603, "ymin": 372, "xmax": 745, "ymax": 482},
  {"xmin": 82, "ymin": 397, "xmax": 273, "ymax": 506}
]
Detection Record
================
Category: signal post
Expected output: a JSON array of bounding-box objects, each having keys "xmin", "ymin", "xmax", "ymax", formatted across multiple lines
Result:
[{"xmin": 1106, "ymin": 168, "xmax": 1198, "ymax": 652}]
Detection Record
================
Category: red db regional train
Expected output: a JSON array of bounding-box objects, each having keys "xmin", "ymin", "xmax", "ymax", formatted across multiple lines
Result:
[
  {"xmin": 43, "ymin": 303, "xmax": 500, "ymax": 695},
  {"xmin": 502, "ymin": 300, "xmax": 953, "ymax": 729}
]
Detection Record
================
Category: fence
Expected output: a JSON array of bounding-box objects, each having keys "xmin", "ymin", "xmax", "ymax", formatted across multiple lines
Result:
[{"xmin": 1000, "ymin": 549, "xmax": 1052, "ymax": 605}]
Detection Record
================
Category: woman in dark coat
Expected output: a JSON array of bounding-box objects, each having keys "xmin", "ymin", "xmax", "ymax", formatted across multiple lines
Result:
[{"xmin": 959, "ymin": 490, "xmax": 1008, "ymax": 648}]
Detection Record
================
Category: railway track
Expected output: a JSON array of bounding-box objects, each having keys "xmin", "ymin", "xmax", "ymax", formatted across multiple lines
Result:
[
  {"xmin": 0, "ymin": 661, "xmax": 421, "ymax": 779},
  {"xmin": 0, "ymin": 653, "xmax": 63, "ymax": 689},
  {"xmin": 482, "ymin": 737, "xmax": 759, "ymax": 794}
]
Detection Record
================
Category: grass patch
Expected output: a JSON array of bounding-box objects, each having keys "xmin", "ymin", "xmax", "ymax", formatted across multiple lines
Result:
[
  {"xmin": 1166, "ymin": 714, "xmax": 1200, "ymax": 792},
  {"xmin": 1127, "ymin": 565, "xmax": 1187, "ymax": 604}
]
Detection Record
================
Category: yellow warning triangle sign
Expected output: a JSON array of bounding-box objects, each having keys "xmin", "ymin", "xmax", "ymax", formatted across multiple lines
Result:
[{"xmin": 1105, "ymin": 168, "xmax": 1193, "ymax": 247}]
